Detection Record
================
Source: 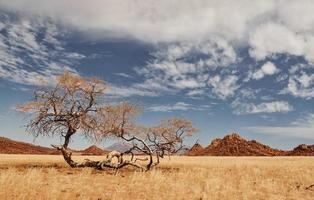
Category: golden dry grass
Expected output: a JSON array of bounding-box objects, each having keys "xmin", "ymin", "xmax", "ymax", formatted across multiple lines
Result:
[{"xmin": 0, "ymin": 154, "xmax": 314, "ymax": 200}]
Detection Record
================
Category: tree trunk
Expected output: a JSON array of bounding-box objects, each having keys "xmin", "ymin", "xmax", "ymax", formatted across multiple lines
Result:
[
  {"xmin": 61, "ymin": 130, "xmax": 77, "ymax": 167},
  {"xmin": 53, "ymin": 129, "xmax": 148, "ymax": 171}
]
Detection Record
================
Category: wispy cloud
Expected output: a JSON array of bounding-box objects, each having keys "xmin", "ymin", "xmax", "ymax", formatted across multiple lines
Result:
[
  {"xmin": 1, "ymin": 0, "xmax": 314, "ymax": 104},
  {"xmin": 281, "ymin": 72, "xmax": 314, "ymax": 99},
  {"xmin": 147, "ymin": 102, "xmax": 211, "ymax": 112},
  {"xmin": 114, "ymin": 73, "xmax": 133, "ymax": 78},
  {"xmin": 208, "ymin": 75, "xmax": 239, "ymax": 99},
  {"xmin": 106, "ymin": 84, "xmax": 157, "ymax": 98},
  {"xmin": 0, "ymin": 13, "xmax": 83, "ymax": 86},
  {"xmin": 232, "ymin": 100, "xmax": 293, "ymax": 115},
  {"xmin": 243, "ymin": 113, "xmax": 314, "ymax": 139},
  {"xmin": 135, "ymin": 40, "xmax": 238, "ymax": 99}
]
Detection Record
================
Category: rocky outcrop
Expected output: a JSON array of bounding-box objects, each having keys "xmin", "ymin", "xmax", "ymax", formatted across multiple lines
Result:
[
  {"xmin": 203, "ymin": 133, "xmax": 285, "ymax": 156},
  {"xmin": 286, "ymin": 144, "xmax": 314, "ymax": 156},
  {"xmin": 80, "ymin": 145, "xmax": 108, "ymax": 156},
  {"xmin": 187, "ymin": 133, "xmax": 291, "ymax": 156},
  {"xmin": 186, "ymin": 143, "xmax": 205, "ymax": 156}
]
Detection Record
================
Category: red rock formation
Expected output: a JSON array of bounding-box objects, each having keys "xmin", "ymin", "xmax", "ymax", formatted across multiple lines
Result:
[
  {"xmin": 186, "ymin": 143, "xmax": 205, "ymax": 156},
  {"xmin": 80, "ymin": 145, "xmax": 108, "ymax": 156},
  {"xmin": 286, "ymin": 144, "xmax": 314, "ymax": 156},
  {"xmin": 0, "ymin": 136, "xmax": 57, "ymax": 154},
  {"xmin": 187, "ymin": 133, "xmax": 286, "ymax": 156},
  {"xmin": 204, "ymin": 133, "xmax": 285, "ymax": 156},
  {"xmin": 0, "ymin": 136, "xmax": 101, "ymax": 155},
  {"xmin": 1, "ymin": 135, "xmax": 313, "ymax": 156}
]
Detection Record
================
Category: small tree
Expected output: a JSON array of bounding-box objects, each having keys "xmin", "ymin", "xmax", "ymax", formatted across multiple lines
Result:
[
  {"xmin": 98, "ymin": 106, "xmax": 197, "ymax": 170},
  {"xmin": 18, "ymin": 72, "xmax": 196, "ymax": 171},
  {"xmin": 18, "ymin": 72, "xmax": 107, "ymax": 167}
]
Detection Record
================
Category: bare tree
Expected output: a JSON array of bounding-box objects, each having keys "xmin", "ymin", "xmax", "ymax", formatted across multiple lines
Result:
[
  {"xmin": 18, "ymin": 72, "xmax": 107, "ymax": 168},
  {"xmin": 146, "ymin": 118, "xmax": 197, "ymax": 164},
  {"xmin": 98, "ymin": 105, "xmax": 197, "ymax": 170},
  {"xmin": 18, "ymin": 72, "xmax": 196, "ymax": 171}
]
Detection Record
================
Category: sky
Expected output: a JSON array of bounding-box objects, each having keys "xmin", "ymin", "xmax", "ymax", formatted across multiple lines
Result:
[{"xmin": 0, "ymin": 0, "xmax": 314, "ymax": 150}]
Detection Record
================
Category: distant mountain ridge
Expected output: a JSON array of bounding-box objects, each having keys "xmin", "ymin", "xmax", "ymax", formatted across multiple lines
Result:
[
  {"xmin": 1, "ymin": 134, "xmax": 313, "ymax": 156},
  {"xmin": 187, "ymin": 133, "xmax": 314, "ymax": 156},
  {"xmin": 0, "ymin": 136, "xmax": 57, "ymax": 155},
  {"xmin": 106, "ymin": 142, "xmax": 134, "ymax": 152},
  {"xmin": 0, "ymin": 136, "xmax": 108, "ymax": 155}
]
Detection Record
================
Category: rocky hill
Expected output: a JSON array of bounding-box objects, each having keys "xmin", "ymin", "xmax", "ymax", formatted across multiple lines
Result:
[
  {"xmin": 186, "ymin": 143, "xmax": 205, "ymax": 156},
  {"xmin": 2, "ymin": 134, "xmax": 313, "ymax": 156},
  {"xmin": 286, "ymin": 144, "xmax": 314, "ymax": 156},
  {"xmin": 187, "ymin": 133, "xmax": 313, "ymax": 156},
  {"xmin": 0, "ymin": 136, "xmax": 109, "ymax": 155},
  {"xmin": 204, "ymin": 133, "xmax": 285, "ymax": 156},
  {"xmin": 80, "ymin": 145, "xmax": 108, "ymax": 156},
  {"xmin": 0, "ymin": 136, "xmax": 56, "ymax": 154}
]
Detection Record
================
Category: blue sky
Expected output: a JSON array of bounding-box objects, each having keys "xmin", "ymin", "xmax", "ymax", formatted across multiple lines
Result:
[{"xmin": 0, "ymin": 1, "xmax": 314, "ymax": 150}]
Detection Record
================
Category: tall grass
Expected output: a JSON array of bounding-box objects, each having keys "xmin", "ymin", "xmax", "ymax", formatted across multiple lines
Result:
[{"xmin": 1, "ymin": 155, "xmax": 313, "ymax": 200}]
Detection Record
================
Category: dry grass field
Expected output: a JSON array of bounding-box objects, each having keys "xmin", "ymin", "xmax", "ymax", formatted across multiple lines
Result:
[{"xmin": 0, "ymin": 154, "xmax": 314, "ymax": 200}]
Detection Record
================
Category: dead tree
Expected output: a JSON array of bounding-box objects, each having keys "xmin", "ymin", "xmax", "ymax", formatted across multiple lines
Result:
[
  {"xmin": 17, "ymin": 72, "xmax": 105, "ymax": 167},
  {"xmin": 145, "ymin": 119, "xmax": 196, "ymax": 164},
  {"xmin": 98, "ymin": 105, "xmax": 197, "ymax": 170},
  {"xmin": 18, "ymin": 72, "xmax": 196, "ymax": 171}
]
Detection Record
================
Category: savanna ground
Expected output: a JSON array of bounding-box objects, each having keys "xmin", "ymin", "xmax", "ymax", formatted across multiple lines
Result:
[{"xmin": 0, "ymin": 155, "xmax": 313, "ymax": 200}]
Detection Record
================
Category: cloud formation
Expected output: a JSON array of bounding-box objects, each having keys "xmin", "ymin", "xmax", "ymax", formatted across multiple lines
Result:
[
  {"xmin": 0, "ymin": 14, "xmax": 82, "ymax": 86},
  {"xmin": 244, "ymin": 113, "xmax": 314, "ymax": 139},
  {"xmin": 1, "ymin": 0, "xmax": 314, "ymax": 117},
  {"xmin": 250, "ymin": 61, "xmax": 279, "ymax": 80},
  {"xmin": 208, "ymin": 75, "xmax": 239, "ymax": 99},
  {"xmin": 147, "ymin": 102, "xmax": 211, "ymax": 112},
  {"xmin": 133, "ymin": 40, "xmax": 237, "ymax": 98},
  {"xmin": 283, "ymin": 72, "xmax": 314, "ymax": 99},
  {"xmin": 232, "ymin": 101, "xmax": 293, "ymax": 115},
  {"xmin": 0, "ymin": 0, "xmax": 274, "ymax": 43}
]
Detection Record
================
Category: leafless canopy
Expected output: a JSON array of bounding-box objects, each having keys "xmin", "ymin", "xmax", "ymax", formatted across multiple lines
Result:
[
  {"xmin": 18, "ymin": 72, "xmax": 105, "ymax": 139},
  {"xmin": 18, "ymin": 72, "xmax": 196, "ymax": 171}
]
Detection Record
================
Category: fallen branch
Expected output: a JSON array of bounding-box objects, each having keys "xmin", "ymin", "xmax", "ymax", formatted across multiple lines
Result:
[
  {"xmin": 305, "ymin": 184, "xmax": 314, "ymax": 190},
  {"xmin": 100, "ymin": 160, "xmax": 145, "ymax": 171},
  {"xmin": 52, "ymin": 144, "xmax": 146, "ymax": 171}
]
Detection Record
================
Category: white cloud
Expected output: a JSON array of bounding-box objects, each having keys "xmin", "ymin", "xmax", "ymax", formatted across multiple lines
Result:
[
  {"xmin": 243, "ymin": 113, "xmax": 314, "ymax": 139},
  {"xmin": 208, "ymin": 75, "xmax": 239, "ymax": 99},
  {"xmin": 147, "ymin": 102, "xmax": 210, "ymax": 112},
  {"xmin": 0, "ymin": 15, "xmax": 83, "ymax": 86},
  {"xmin": 239, "ymin": 88, "xmax": 260, "ymax": 99},
  {"xmin": 106, "ymin": 84, "xmax": 157, "ymax": 98},
  {"xmin": 232, "ymin": 100, "xmax": 293, "ymax": 115},
  {"xmin": 251, "ymin": 61, "xmax": 278, "ymax": 80},
  {"xmin": 249, "ymin": 22, "xmax": 314, "ymax": 63},
  {"xmin": 1, "ymin": 0, "xmax": 314, "ymax": 101},
  {"xmin": 261, "ymin": 61, "xmax": 278, "ymax": 75},
  {"xmin": 284, "ymin": 72, "xmax": 314, "ymax": 99},
  {"xmin": 1, "ymin": 0, "xmax": 314, "ymax": 64},
  {"xmin": 249, "ymin": 23, "xmax": 305, "ymax": 60},
  {"xmin": 134, "ymin": 39, "xmax": 236, "ymax": 96},
  {"xmin": 114, "ymin": 73, "xmax": 133, "ymax": 78},
  {"xmin": 0, "ymin": 0, "xmax": 275, "ymax": 43},
  {"xmin": 186, "ymin": 89, "xmax": 206, "ymax": 97},
  {"xmin": 277, "ymin": 0, "xmax": 314, "ymax": 33}
]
